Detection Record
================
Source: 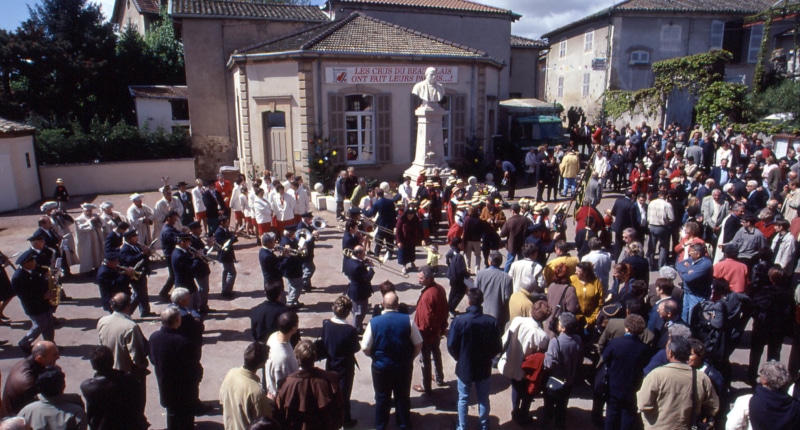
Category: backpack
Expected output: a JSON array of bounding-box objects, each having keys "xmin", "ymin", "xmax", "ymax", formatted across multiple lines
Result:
[{"xmin": 690, "ymin": 293, "xmax": 750, "ymax": 364}]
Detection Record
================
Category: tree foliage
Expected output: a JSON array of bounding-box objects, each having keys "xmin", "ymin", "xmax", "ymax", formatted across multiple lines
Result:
[
  {"xmin": 694, "ymin": 82, "xmax": 747, "ymax": 130},
  {"xmin": 34, "ymin": 119, "xmax": 192, "ymax": 165}
]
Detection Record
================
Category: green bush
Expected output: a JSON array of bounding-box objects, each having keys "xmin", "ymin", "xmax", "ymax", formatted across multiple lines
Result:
[{"xmin": 35, "ymin": 119, "xmax": 191, "ymax": 165}]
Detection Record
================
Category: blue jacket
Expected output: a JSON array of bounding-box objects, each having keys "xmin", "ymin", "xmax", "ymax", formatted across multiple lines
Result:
[
  {"xmin": 171, "ymin": 247, "xmax": 199, "ymax": 293},
  {"xmin": 363, "ymin": 197, "xmax": 397, "ymax": 229},
  {"xmin": 602, "ymin": 334, "xmax": 651, "ymax": 402},
  {"xmin": 343, "ymin": 257, "xmax": 374, "ymax": 301},
  {"xmin": 675, "ymin": 256, "xmax": 713, "ymax": 298},
  {"xmin": 447, "ymin": 305, "xmax": 501, "ymax": 383}
]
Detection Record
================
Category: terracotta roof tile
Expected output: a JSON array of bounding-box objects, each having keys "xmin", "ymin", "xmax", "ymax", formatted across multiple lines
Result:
[
  {"xmin": 171, "ymin": 0, "xmax": 329, "ymax": 21},
  {"xmin": 333, "ymin": 0, "xmax": 513, "ymax": 15},
  {"xmin": 543, "ymin": 0, "xmax": 773, "ymax": 39},
  {"xmin": 233, "ymin": 12, "xmax": 500, "ymax": 64},
  {"xmin": 511, "ymin": 35, "xmax": 548, "ymax": 49},
  {"xmin": 615, "ymin": 0, "xmax": 773, "ymax": 13},
  {"xmin": 129, "ymin": 85, "xmax": 189, "ymax": 99},
  {"xmin": 0, "ymin": 118, "xmax": 35, "ymax": 135},
  {"xmin": 133, "ymin": 0, "xmax": 162, "ymax": 15}
]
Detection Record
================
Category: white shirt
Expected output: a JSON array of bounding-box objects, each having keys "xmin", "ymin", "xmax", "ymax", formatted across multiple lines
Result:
[
  {"xmin": 508, "ymin": 258, "xmax": 544, "ymax": 293},
  {"xmin": 265, "ymin": 332, "xmax": 299, "ymax": 396}
]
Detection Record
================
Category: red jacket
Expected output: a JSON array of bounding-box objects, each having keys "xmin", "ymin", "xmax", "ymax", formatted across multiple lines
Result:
[
  {"xmin": 413, "ymin": 283, "xmax": 449, "ymax": 344},
  {"xmin": 215, "ymin": 180, "xmax": 233, "ymax": 207}
]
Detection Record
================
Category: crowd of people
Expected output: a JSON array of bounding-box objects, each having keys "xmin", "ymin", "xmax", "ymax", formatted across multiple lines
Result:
[{"xmin": 1, "ymin": 119, "xmax": 800, "ymax": 429}]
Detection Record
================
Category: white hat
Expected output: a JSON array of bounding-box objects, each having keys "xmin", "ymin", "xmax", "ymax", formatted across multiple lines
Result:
[
  {"xmin": 100, "ymin": 201, "xmax": 114, "ymax": 209},
  {"xmin": 81, "ymin": 203, "xmax": 98, "ymax": 210},
  {"xmin": 159, "ymin": 186, "xmax": 169, "ymax": 193},
  {"xmin": 130, "ymin": 193, "xmax": 144, "ymax": 201},
  {"xmin": 40, "ymin": 201, "xmax": 58, "ymax": 212}
]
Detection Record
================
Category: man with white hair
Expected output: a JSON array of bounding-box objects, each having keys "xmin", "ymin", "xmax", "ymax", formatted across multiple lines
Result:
[
  {"xmin": 75, "ymin": 203, "xmax": 105, "ymax": 273},
  {"xmin": 127, "ymin": 193, "xmax": 154, "ymax": 246},
  {"xmin": 99, "ymin": 201, "xmax": 125, "ymax": 236},
  {"xmin": 411, "ymin": 67, "xmax": 444, "ymax": 104},
  {"xmin": 153, "ymin": 186, "xmax": 184, "ymax": 251},
  {"xmin": 701, "ymin": 188, "xmax": 729, "ymax": 245}
]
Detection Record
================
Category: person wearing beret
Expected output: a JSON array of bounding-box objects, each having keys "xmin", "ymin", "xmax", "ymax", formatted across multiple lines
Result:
[
  {"xmin": 120, "ymin": 229, "xmax": 155, "ymax": 318},
  {"xmin": 296, "ymin": 212, "xmax": 319, "ymax": 291},
  {"xmin": 96, "ymin": 252, "xmax": 134, "ymax": 313},
  {"xmin": 127, "ymin": 194, "xmax": 155, "ymax": 247},
  {"xmin": 215, "ymin": 215, "xmax": 238, "ymax": 299},
  {"xmin": 13, "ymin": 250, "xmax": 57, "ymax": 354}
]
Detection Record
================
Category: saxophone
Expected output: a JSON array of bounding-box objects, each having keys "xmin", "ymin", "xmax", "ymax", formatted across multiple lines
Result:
[{"xmin": 42, "ymin": 258, "xmax": 63, "ymax": 307}]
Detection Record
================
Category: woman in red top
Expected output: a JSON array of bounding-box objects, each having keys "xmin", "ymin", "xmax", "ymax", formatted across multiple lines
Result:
[
  {"xmin": 674, "ymin": 221, "xmax": 705, "ymax": 263},
  {"xmin": 629, "ymin": 161, "xmax": 650, "ymax": 195}
]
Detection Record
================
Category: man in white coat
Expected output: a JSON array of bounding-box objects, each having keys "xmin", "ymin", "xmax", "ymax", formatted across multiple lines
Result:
[
  {"xmin": 127, "ymin": 193, "xmax": 155, "ymax": 246},
  {"xmin": 152, "ymin": 186, "xmax": 184, "ymax": 250},
  {"xmin": 75, "ymin": 203, "xmax": 105, "ymax": 273},
  {"xmin": 99, "ymin": 201, "xmax": 125, "ymax": 237}
]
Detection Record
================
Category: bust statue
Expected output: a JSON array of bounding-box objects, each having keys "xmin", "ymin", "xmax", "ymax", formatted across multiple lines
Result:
[{"xmin": 411, "ymin": 67, "xmax": 445, "ymax": 106}]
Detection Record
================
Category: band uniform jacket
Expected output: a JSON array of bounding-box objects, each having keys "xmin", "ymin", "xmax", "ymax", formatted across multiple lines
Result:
[
  {"xmin": 31, "ymin": 246, "xmax": 54, "ymax": 269},
  {"xmin": 96, "ymin": 264, "xmax": 132, "ymax": 311},
  {"xmin": 278, "ymin": 236, "xmax": 303, "ymax": 279},
  {"xmin": 160, "ymin": 224, "xmax": 179, "ymax": 260},
  {"xmin": 189, "ymin": 235, "xmax": 212, "ymax": 278},
  {"xmin": 104, "ymin": 231, "xmax": 123, "ymax": 255},
  {"xmin": 214, "ymin": 226, "xmax": 237, "ymax": 263},
  {"xmin": 120, "ymin": 242, "xmax": 150, "ymax": 276},
  {"xmin": 259, "ymin": 247, "xmax": 283, "ymax": 285},
  {"xmin": 12, "ymin": 267, "xmax": 51, "ymax": 316},
  {"xmin": 171, "ymin": 247, "xmax": 199, "ymax": 293},
  {"xmin": 344, "ymin": 257, "xmax": 374, "ymax": 301}
]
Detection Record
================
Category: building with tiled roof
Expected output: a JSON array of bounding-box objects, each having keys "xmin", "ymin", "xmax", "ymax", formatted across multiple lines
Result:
[
  {"xmin": 0, "ymin": 117, "xmax": 41, "ymax": 211},
  {"xmin": 327, "ymin": 0, "xmax": 518, "ymax": 17},
  {"xmin": 171, "ymin": 0, "xmax": 329, "ymax": 21},
  {"xmin": 128, "ymin": 86, "xmax": 190, "ymax": 131},
  {"xmin": 111, "ymin": 0, "xmax": 166, "ymax": 35},
  {"xmin": 540, "ymin": 0, "xmax": 776, "ymax": 127},
  {"xmin": 509, "ymin": 36, "xmax": 548, "ymax": 99},
  {"xmin": 228, "ymin": 11, "xmax": 506, "ymax": 179}
]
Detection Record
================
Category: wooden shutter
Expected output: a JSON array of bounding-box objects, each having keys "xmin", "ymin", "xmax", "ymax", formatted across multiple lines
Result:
[
  {"xmin": 452, "ymin": 94, "xmax": 467, "ymax": 159},
  {"xmin": 328, "ymin": 93, "xmax": 346, "ymax": 164},
  {"xmin": 376, "ymin": 93, "xmax": 392, "ymax": 163}
]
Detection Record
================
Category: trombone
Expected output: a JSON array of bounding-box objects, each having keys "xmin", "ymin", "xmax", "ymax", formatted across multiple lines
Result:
[
  {"xmin": 342, "ymin": 248, "xmax": 408, "ymax": 278},
  {"xmin": 357, "ymin": 229, "xmax": 398, "ymax": 252}
]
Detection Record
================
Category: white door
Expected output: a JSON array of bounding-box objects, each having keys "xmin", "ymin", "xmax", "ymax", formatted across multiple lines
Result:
[{"xmin": 0, "ymin": 154, "xmax": 19, "ymax": 212}]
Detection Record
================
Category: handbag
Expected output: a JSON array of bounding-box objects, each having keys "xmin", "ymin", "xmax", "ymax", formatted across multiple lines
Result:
[{"xmin": 544, "ymin": 337, "xmax": 568, "ymax": 398}]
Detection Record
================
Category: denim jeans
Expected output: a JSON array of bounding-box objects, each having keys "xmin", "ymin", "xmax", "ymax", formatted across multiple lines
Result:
[
  {"xmin": 285, "ymin": 277, "xmax": 303, "ymax": 306},
  {"xmin": 221, "ymin": 261, "xmax": 236, "ymax": 294},
  {"xmin": 504, "ymin": 251, "xmax": 520, "ymax": 273},
  {"xmin": 301, "ymin": 260, "xmax": 316, "ymax": 290},
  {"xmin": 457, "ymin": 377, "xmax": 490, "ymax": 430},
  {"xmin": 562, "ymin": 177, "xmax": 577, "ymax": 196},
  {"xmin": 647, "ymin": 225, "xmax": 671, "ymax": 269}
]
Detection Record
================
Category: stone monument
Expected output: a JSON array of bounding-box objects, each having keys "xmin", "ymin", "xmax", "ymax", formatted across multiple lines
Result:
[{"xmin": 405, "ymin": 67, "xmax": 449, "ymax": 178}]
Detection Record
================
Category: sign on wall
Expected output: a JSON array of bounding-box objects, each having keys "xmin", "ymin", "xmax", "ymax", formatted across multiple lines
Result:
[{"xmin": 325, "ymin": 65, "xmax": 458, "ymax": 84}]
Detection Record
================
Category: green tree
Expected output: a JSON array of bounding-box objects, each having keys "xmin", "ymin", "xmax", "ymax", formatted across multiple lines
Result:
[
  {"xmin": 16, "ymin": 0, "xmax": 119, "ymax": 127},
  {"xmin": 144, "ymin": 8, "xmax": 185, "ymax": 85}
]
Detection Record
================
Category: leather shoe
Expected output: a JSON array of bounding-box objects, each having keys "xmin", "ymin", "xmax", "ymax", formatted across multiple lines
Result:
[
  {"xmin": 140, "ymin": 312, "xmax": 157, "ymax": 318},
  {"xmin": 343, "ymin": 419, "xmax": 358, "ymax": 428},
  {"xmin": 412, "ymin": 385, "xmax": 431, "ymax": 394}
]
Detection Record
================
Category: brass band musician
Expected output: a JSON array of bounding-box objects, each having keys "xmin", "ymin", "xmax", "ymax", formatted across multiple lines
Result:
[
  {"xmin": 120, "ymin": 229, "xmax": 155, "ymax": 318},
  {"xmin": 13, "ymin": 250, "xmax": 56, "ymax": 355},
  {"xmin": 96, "ymin": 252, "xmax": 133, "ymax": 313}
]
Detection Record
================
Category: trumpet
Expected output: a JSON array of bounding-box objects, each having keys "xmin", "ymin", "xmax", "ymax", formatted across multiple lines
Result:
[
  {"xmin": 188, "ymin": 246, "xmax": 214, "ymax": 264},
  {"xmin": 280, "ymin": 245, "xmax": 307, "ymax": 257},
  {"xmin": 342, "ymin": 248, "xmax": 408, "ymax": 278},
  {"xmin": 357, "ymin": 229, "xmax": 398, "ymax": 252}
]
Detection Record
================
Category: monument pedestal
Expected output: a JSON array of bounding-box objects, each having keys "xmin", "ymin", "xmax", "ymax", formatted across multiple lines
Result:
[{"xmin": 404, "ymin": 103, "xmax": 448, "ymax": 178}]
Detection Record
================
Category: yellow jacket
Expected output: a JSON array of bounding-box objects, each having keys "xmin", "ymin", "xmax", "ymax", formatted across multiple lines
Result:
[
  {"xmin": 559, "ymin": 153, "xmax": 580, "ymax": 178},
  {"xmin": 569, "ymin": 274, "xmax": 603, "ymax": 329}
]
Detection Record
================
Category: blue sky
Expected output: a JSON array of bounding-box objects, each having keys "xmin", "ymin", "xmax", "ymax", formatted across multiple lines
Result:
[{"xmin": 0, "ymin": 1, "xmax": 608, "ymax": 40}]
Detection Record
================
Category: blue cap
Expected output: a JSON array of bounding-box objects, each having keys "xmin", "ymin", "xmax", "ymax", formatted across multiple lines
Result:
[{"xmin": 16, "ymin": 249, "xmax": 37, "ymax": 266}]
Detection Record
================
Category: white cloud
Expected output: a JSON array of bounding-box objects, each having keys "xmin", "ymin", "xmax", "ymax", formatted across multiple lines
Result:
[{"xmin": 492, "ymin": 0, "xmax": 610, "ymax": 40}]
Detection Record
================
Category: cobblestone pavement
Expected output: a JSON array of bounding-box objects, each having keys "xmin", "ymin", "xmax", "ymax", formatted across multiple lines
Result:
[{"xmin": 0, "ymin": 183, "xmax": 790, "ymax": 429}]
